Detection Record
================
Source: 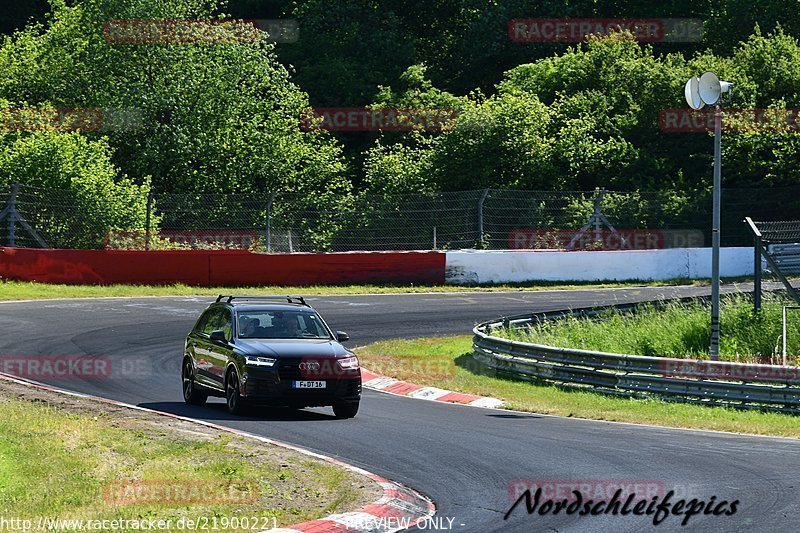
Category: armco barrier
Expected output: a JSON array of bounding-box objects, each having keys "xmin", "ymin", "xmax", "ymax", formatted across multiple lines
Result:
[
  {"xmin": 473, "ymin": 305, "xmax": 800, "ymax": 414},
  {"xmin": 0, "ymin": 248, "xmax": 446, "ymax": 286},
  {"xmin": 447, "ymin": 247, "xmax": 753, "ymax": 284}
]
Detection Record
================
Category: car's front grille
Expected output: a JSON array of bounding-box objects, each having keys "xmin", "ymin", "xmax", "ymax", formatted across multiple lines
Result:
[
  {"xmin": 277, "ymin": 358, "xmax": 304, "ymax": 380},
  {"xmin": 277, "ymin": 358, "xmax": 361, "ymax": 397}
]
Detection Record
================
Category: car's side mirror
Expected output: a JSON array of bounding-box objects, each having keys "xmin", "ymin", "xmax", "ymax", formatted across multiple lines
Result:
[
  {"xmin": 336, "ymin": 331, "xmax": 350, "ymax": 342},
  {"xmin": 210, "ymin": 330, "xmax": 227, "ymax": 344}
]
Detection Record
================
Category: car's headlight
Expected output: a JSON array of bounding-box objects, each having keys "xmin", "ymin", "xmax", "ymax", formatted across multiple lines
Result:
[
  {"xmin": 244, "ymin": 355, "xmax": 277, "ymax": 367},
  {"xmin": 337, "ymin": 356, "xmax": 359, "ymax": 370}
]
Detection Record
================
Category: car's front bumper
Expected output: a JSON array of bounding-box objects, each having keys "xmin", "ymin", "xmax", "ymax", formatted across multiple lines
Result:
[{"xmin": 241, "ymin": 366, "xmax": 361, "ymax": 406}]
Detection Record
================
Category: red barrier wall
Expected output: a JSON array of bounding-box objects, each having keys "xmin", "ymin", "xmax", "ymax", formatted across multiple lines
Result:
[{"xmin": 0, "ymin": 248, "xmax": 446, "ymax": 286}]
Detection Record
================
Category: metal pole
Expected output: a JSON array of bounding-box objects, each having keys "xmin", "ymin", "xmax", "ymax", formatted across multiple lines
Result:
[
  {"xmin": 7, "ymin": 183, "xmax": 18, "ymax": 247},
  {"xmin": 266, "ymin": 193, "xmax": 275, "ymax": 253},
  {"xmin": 433, "ymin": 226, "xmax": 437, "ymax": 250},
  {"xmin": 144, "ymin": 190, "xmax": 153, "ymax": 251},
  {"xmin": 478, "ymin": 188, "xmax": 489, "ymax": 248},
  {"xmin": 783, "ymin": 306, "xmax": 788, "ymax": 366},
  {"xmin": 710, "ymin": 105, "xmax": 722, "ymax": 360},
  {"xmin": 754, "ymin": 232, "xmax": 762, "ymax": 313},
  {"xmin": 288, "ymin": 230, "xmax": 293, "ymax": 253},
  {"xmin": 593, "ymin": 189, "xmax": 604, "ymax": 245},
  {"xmin": 745, "ymin": 217, "xmax": 763, "ymax": 314}
]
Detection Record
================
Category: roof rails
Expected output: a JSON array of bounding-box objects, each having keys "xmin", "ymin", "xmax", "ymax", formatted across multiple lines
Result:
[{"xmin": 215, "ymin": 295, "xmax": 308, "ymax": 306}]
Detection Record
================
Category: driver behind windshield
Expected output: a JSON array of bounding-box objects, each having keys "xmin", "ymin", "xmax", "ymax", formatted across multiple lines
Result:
[
  {"xmin": 239, "ymin": 316, "xmax": 258, "ymax": 337},
  {"xmin": 276, "ymin": 313, "xmax": 300, "ymax": 337}
]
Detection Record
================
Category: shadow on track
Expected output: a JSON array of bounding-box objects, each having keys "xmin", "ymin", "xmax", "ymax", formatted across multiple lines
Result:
[
  {"xmin": 138, "ymin": 401, "xmax": 340, "ymax": 422},
  {"xmin": 484, "ymin": 413, "xmax": 542, "ymax": 419}
]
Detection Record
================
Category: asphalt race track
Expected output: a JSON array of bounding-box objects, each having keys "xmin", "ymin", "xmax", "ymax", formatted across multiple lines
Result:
[{"xmin": 2, "ymin": 284, "xmax": 800, "ymax": 532}]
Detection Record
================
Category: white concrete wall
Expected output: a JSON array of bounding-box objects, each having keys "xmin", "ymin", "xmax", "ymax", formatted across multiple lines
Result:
[{"xmin": 445, "ymin": 247, "xmax": 753, "ymax": 284}]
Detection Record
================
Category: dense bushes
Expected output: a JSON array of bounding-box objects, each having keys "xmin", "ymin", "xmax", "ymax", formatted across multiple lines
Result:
[
  {"xmin": 0, "ymin": 132, "xmax": 148, "ymax": 248},
  {"xmin": 2, "ymin": 1, "xmax": 800, "ymax": 249},
  {"xmin": 365, "ymin": 30, "xmax": 800, "ymax": 197}
]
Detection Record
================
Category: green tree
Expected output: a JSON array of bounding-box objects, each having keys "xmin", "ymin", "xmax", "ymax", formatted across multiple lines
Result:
[
  {"xmin": 0, "ymin": 0, "xmax": 351, "ymax": 200},
  {"xmin": 280, "ymin": 0, "xmax": 415, "ymax": 106},
  {"xmin": 0, "ymin": 131, "xmax": 149, "ymax": 248}
]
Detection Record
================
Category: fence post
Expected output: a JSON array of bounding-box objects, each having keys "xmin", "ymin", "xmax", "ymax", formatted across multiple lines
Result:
[
  {"xmin": 266, "ymin": 192, "xmax": 275, "ymax": 253},
  {"xmin": 433, "ymin": 226, "xmax": 437, "ymax": 250},
  {"xmin": 6, "ymin": 183, "xmax": 18, "ymax": 247},
  {"xmin": 783, "ymin": 306, "xmax": 788, "ymax": 366},
  {"xmin": 144, "ymin": 190, "xmax": 153, "ymax": 251},
  {"xmin": 478, "ymin": 188, "xmax": 489, "ymax": 248},
  {"xmin": 745, "ymin": 217, "xmax": 763, "ymax": 314},
  {"xmin": 593, "ymin": 189, "xmax": 606, "ymax": 244}
]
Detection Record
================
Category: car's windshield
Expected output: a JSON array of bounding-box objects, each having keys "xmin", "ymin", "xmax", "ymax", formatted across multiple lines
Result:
[{"xmin": 237, "ymin": 310, "xmax": 331, "ymax": 340}]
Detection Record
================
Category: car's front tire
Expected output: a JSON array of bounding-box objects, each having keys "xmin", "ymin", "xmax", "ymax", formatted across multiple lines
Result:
[
  {"xmin": 182, "ymin": 359, "xmax": 207, "ymax": 406},
  {"xmin": 225, "ymin": 368, "xmax": 246, "ymax": 415},
  {"xmin": 332, "ymin": 400, "xmax": 359, "ymax": 419}
]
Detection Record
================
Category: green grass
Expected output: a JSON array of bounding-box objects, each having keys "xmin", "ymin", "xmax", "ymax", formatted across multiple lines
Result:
[
  {"xmin": 0, "ymin": 279, "xmax": 712, "ymax": 300},
  {"xmin": 357, "ymin": 335, "xmax": 800, "ymax": 438},
  {"xmin": 0, "ymin": 396, "xmax": 365, "ymax": 529},
  {"xmin": 497, "ymin": 293, "xmax": 800, "ymax": 364}
]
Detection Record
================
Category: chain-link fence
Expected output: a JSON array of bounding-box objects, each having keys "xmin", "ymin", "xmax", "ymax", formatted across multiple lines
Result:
[{"xmin": 1, "ymin": 183, "xmax": 798, "ymax": 251}]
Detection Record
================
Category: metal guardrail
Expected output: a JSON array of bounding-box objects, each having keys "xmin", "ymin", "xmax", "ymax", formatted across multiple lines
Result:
[{"xmin": 472, "ymin": 303, "xmax": 800, "ymax": 414}]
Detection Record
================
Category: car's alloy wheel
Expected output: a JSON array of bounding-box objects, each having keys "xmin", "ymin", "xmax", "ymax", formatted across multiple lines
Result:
[
  {"xmin": 332, "ymin": 400, "xmax": 359, "ymax": 419},
  {"xmin": 226, "ymin": 368, "xmax": 245, "ymax": 415},
  {"xmin": 182, "ymin": 359, "xmax": 207, "ymax": 405}
]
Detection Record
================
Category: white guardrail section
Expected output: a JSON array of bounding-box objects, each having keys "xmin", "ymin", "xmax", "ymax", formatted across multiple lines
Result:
[
  {"xmin": 472, "ymin": 305, "xmax": 800, "ymax": 414},
  {"xmin": 446, "ymin": 247, "xmax": 753, "ymax": 284}
]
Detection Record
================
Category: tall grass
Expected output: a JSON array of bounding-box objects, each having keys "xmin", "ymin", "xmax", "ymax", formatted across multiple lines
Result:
[{"xmin": 500, "ymin": 294, "xmax": 800, "ymax": 364}]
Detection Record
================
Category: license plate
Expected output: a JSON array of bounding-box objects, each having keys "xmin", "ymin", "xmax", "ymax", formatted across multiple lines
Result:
[{"xmin": 293, "ymin": 381, "xmax": 326, "ymax": 389}]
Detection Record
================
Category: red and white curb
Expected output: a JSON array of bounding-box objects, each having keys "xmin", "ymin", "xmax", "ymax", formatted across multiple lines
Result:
[
  {"xmin": 361, "ymin": 369, "xmax": 504, "ymax": 409},
  {"xmin": 0, "ymin": 371, "xmax": 435, "ymax": 533}
]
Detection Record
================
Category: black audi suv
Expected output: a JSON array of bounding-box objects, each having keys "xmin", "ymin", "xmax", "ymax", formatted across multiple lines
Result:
[{"xmin": 182, "ymin": 295, "xmax": 361, "ymax": 418}]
